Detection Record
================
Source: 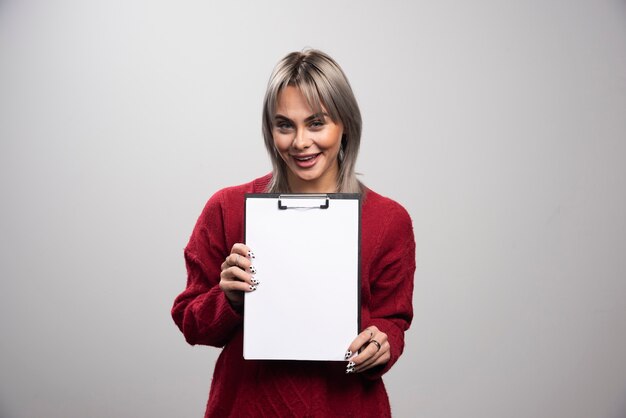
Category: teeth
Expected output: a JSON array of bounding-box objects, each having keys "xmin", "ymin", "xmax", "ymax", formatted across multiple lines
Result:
[{"xmin": 295, "ymin": 155, "xmax": 315, "ymax": 161}]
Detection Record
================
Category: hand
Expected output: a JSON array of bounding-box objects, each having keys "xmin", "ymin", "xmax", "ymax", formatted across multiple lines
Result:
[
  {"xmin": 219, "ymin": 243, "xmax": 258, "ymax": 308},
  {"xmin": 344, "ymin": 326, "xmax": 390, "ymax": 374}
]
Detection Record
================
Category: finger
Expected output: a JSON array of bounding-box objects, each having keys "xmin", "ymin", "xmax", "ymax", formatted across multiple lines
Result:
[
  {"xmin": 231, "ymin": 243, "xmax": 255, "ymax": 259},
  {"xmin": 219, "ymin": 279, "xmax": 258, "ymax": 293},
  {"xmin": 356, "ymin": 353, "xmax": 390, "ymax": 373},
  {"xmin": 224, "ymin": 244, "xmax": 257, "ymax": 274},
  {"xmin": 347, "ymin": 339, "xmax": 380, "ymax": 370},
  {"xmin": 345, "ymin": 327, "xmax": 389, "ymax": 374},
  {"xmin": 220, "ymin": 269, "xmax": 258, "ymax": 292},
  {"xmin": 221, "ymin": 265, "xmax": 258, "ymax": 286},
  {"xmin": 225, "ymin": 253, "xmax": 253, "ymax": 271},
  {"xmin": 345, "ymin": 326, "xmax": 377, "ymax": 359},
  {"xmin": 222, "ymin": 255, "xmax": 258, "ymax": 279},
  {"xmin": 220, "ymin": 259, "xmax": 229, "ymax": 271},
  {"xmin": 355, "ymin": 341, "xmax": 390, "ymax": 372}
]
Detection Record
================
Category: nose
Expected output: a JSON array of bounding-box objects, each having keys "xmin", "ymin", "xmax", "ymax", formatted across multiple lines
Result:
[{"xmin": 292, "ymin": 128, "xmax": 311, "ymax": 150}]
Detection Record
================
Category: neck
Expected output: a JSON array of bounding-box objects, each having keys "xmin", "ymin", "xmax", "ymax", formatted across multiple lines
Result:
[{"xmin": 286, "ymin": 170, "xmax": 339, "ymax": 194}]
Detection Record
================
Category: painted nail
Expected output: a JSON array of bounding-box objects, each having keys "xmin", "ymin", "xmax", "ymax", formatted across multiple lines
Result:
[
  {"xmin": 249, "ymin": 285, "xmax": 257, "ymax": 291},
  {"xmin": 248, "ymin": 251, "xmax": 255, "ymax": 259},
  {"xmin": 346, "ymin": 367, "xmax": 355, "ymax": 374},
  {"xmin": 250, "ymin": 266, "xmax": 257, "ymax": 274},
  {"xmin": 344, "ymin": 350, "xmax": 352, "ymax": 360},
  {"xmin": 251, "ymin": 278, "xmax": 260, "ymax": 285},
  {"xmin": 346, "ymin": 361, "xmax": 355, "ymax": 368}
]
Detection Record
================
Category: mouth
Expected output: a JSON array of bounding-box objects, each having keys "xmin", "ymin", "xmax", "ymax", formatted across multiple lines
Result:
[{"xmin": 291, "ymin": 153, "xmax": 321, "ymax": 168}]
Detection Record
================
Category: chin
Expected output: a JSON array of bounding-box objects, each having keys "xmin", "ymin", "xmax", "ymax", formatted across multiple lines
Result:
[{"xmin": 295, "ymin": 172, "xmax": 322, "ymax": 182}]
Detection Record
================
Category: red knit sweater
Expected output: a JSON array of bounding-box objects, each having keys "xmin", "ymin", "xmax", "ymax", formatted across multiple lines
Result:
[{"xmin": 172, "ymin": 174, "xmax": 415, "ymax": 417}]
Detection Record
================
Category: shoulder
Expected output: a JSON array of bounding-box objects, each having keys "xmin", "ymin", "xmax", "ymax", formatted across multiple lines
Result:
[
  {"xmin": 361, "ymin": 187, "xmax": 415, "ymax": 258},
  {"xmin": 362, "ymin": 188, "xmax": 413, "ymax": 230},
  {"xmin": 361, "ymin": 189, "xmax": 415, "ymax": 267}
]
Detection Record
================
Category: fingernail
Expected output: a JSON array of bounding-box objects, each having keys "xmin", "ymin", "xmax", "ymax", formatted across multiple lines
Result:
[
  {"xmin": 250, "ymin": 266, "xmax": 257, "ymax": 274},
  {"xmin": 248, "ymin": 251, "xmax": 255, "ymax": 259},
  {"xmin": 249, "ymin": 285, "xmax": 257, "ymax": 291},
  {"xmin": 344, "ymin": 350, "xmax": 352, "ymax": 359},
  {"xmin": 346, "ymin": 367, "xmax": 355, "ymax": 374},
  {"xmin": 251, "ymin": 278, "xmax": 260, "ymax": 285},
  {"xmin": 346, "ymin": 361, "xmax": 355, "ymax": 368}
]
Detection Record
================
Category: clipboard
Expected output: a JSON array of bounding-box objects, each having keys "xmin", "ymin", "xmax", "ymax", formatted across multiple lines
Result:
[{"xmin": 243, "ymin": 193, "xmax": 361, "ymax": 361}]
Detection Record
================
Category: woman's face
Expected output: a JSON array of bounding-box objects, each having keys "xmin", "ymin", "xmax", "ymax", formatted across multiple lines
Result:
[{"xmin": 272, "ymin": 86, "xmax": 344, "ymax": 193}]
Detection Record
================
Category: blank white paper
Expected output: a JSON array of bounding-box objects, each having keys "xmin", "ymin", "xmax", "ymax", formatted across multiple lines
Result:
[{"xmin": 243, "ymin": 194, "xmax": 360, "ymax": 361}]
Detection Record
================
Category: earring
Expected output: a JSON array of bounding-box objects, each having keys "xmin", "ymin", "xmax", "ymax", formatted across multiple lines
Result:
[{"xmin": 339, "ymin": 135, "xmax": 347, "ymax": 161}]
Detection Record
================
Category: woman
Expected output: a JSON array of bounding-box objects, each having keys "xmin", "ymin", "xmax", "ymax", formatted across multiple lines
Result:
[{"xmin": 172, "ymin": 49, "xmax": 415, "ymax": 417}]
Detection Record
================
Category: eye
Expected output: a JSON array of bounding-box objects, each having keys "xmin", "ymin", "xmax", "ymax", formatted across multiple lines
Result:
[
  {"xmin": 309, "ymin": 119, "xmax": 325, "ymax": 129},
  {"xmin": 275, "ymin": 120, "xmax": 293, "ymax": 131}
]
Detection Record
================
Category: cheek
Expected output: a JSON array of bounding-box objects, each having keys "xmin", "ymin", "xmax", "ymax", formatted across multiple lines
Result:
[
  {"xmin": 320, "ymin": 129, "xmax": 343, "ymax": 151},
  {"xmin": 272, "ymin": 133, "xmax": 290, "ymax": 153}
]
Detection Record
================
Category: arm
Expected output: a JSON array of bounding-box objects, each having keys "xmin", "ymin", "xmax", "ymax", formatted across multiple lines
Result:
[
  {"xmin": 348, "ymin": 204, "xmax": 416, "ymax": 378},
  {"xmin": 171, "ymin": 192, "xmax": 243, "ymax": 347}
]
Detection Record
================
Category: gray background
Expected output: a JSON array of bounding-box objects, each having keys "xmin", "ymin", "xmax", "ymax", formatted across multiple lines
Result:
[{"xmin": 1, "ymin": 0, "xmax": 625, "ymax": 417}]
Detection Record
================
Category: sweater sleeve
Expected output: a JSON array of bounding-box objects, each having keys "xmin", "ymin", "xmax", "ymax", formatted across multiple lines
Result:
[
  {"xmin": 171, "ymin": 190, "xmax": 243, "ymax": 347},
  {"xmin": 363, "ymin": 203, "xmax": 416, "ymax": 380}
]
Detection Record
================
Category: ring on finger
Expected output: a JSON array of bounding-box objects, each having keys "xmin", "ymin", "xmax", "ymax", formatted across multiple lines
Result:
[{"xmin": 369, "ymin": 339, "xmax": 381, "ymax": 352}]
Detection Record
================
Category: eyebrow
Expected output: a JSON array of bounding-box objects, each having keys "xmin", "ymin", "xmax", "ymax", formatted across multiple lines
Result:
[{"xmin": 274, "ymin": 112, "xmax": 330, "ymax": 123}]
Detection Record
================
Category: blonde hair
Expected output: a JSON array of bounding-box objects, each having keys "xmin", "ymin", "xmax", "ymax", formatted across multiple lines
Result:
[{"xmin": 262, "ymin": 49, "xmax": 363, "ymax": 193}]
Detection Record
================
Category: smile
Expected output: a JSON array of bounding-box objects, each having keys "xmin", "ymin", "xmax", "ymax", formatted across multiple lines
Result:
[{"xmin": 291, "ymin": 153, "xmax": 321, "ymax": 168}]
